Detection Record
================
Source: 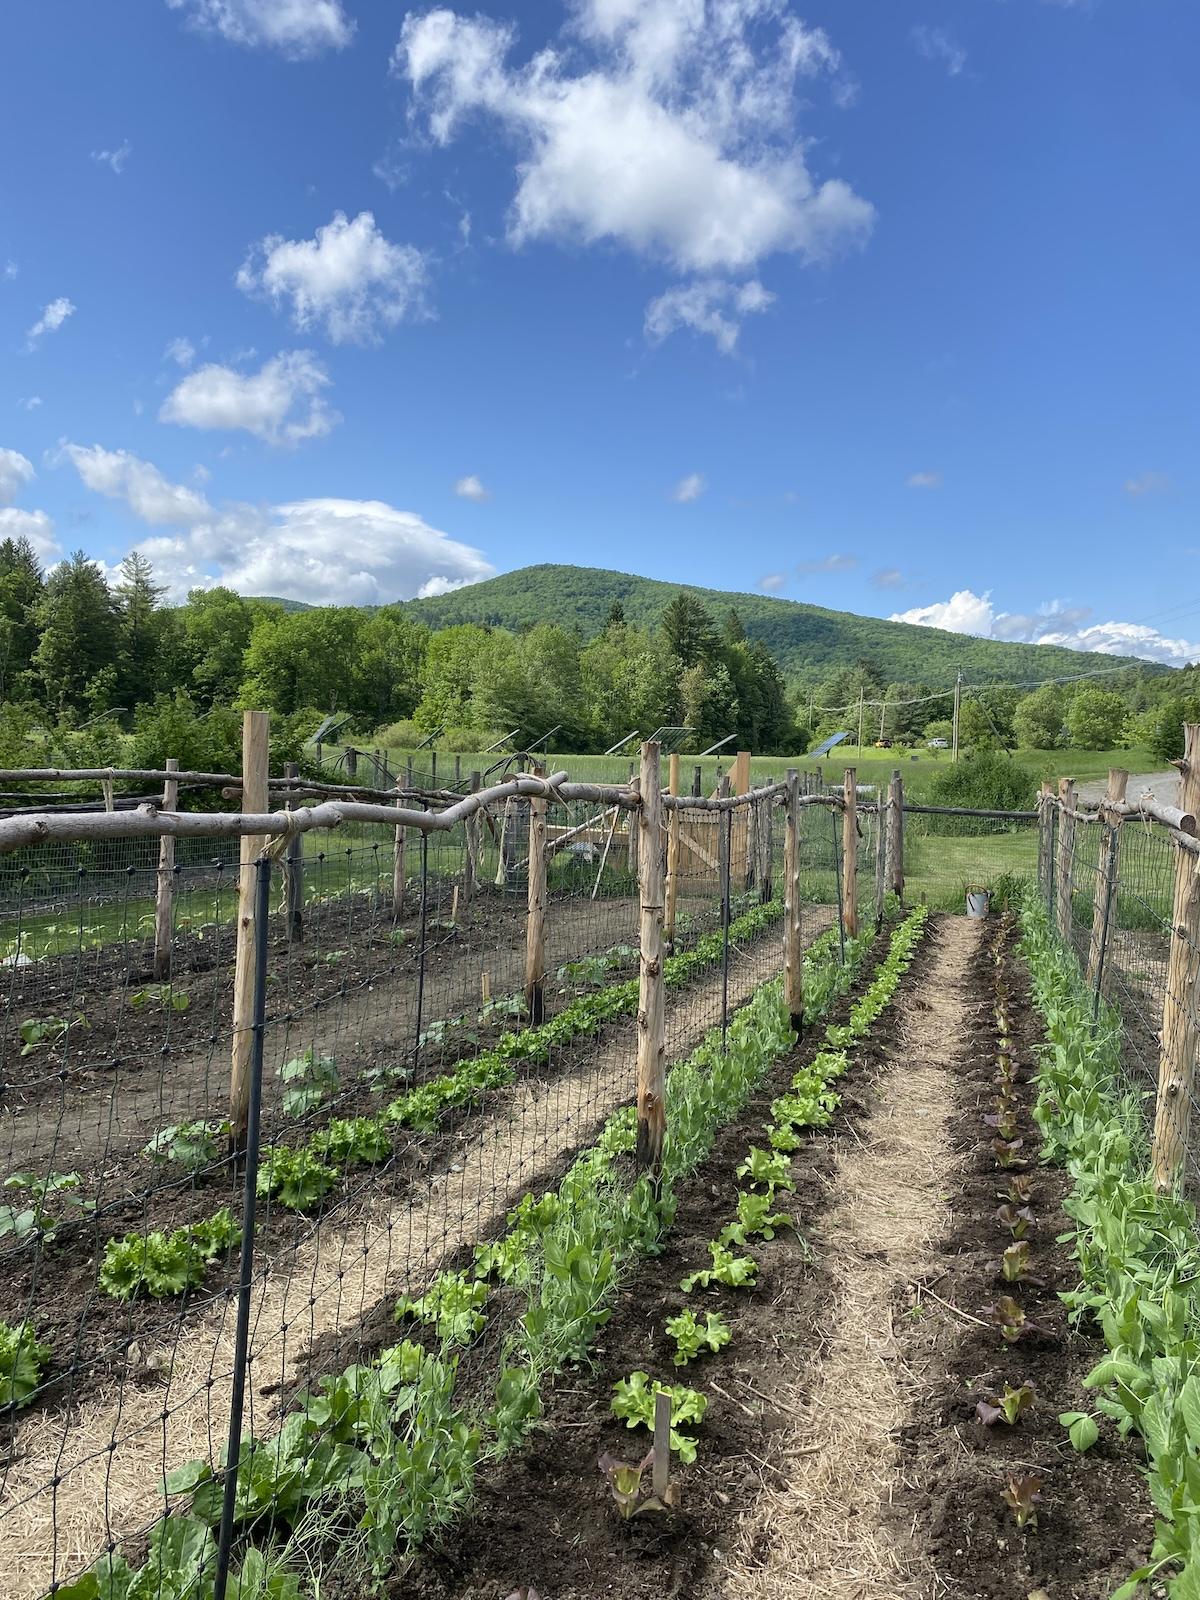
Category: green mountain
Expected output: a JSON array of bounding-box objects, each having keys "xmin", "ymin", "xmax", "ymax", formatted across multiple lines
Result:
[{"xmin": 402, "ymin": 564, "xmax": 1166, "ymax": 689}]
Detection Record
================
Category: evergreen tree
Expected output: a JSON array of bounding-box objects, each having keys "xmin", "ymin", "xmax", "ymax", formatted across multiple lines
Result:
[
  {"xmin": 115, "ymin": 551, "xmax": 166, "ymax": 708},
  {"xmin": 33, "ymin": 551, "xmax": 120, "ymax": 715},
  {"xmin": 661, "ymin": 592, "xmax": 719, "ymax": 668},
  {"xmin": 0, "ymin": 535, "xmax": 45, "ymax": 698}
]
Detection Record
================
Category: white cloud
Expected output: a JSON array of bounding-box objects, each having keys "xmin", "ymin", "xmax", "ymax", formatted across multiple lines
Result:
[
  {"xmin": 395, "ymin": 2, "xmax": 874, "ymax": 275},
  {"xmin": 911, "ymin": 25, "xmax": 966, "ymax": 76},
  {"xmin": 91, "ymin": 141, "xmax": 132, "ymax": 174},
  {"xmin": 165, "ymin": 0, "xmax": 354, "ymax": 57},
  {"xmin": 758, "ymin": 572, "xmax": 786, "ymax": 592},
  {"xmin": 906, "ymin": 470, "xmax": 943, "ymax": 489},
  {"xmin": 3, "ymin": 261, "xmax": 17, "ymax": 281},
  {"xmin": 0, "ymin": 448, "xmax": 35, "ymax": 505},
  {"xmin": 454, "ymin": 474, "xmax": 491, "ymax": 501},
  {"xmin": 872, "ymin": 567, "xmax": 904, "ymax": 589},
  {"xmin": 890, "ymin": 588, "xmax": 1200, "ymax": 665},
  {"xmin": 164, "ymin": 336, "xmax": 197, "ymax": 368},
  {"xmin": 60, "ymin": 443, "xmax": 214, "ymax": 525},
  {"xmin": 1124, "ymin": 471, "xmax": 1169, "ymax": 497},
  {"xmin": 797, "ymin": 552, "xmax": 857, "ymax": 575},
  {"xmin": 645, "ymin": 278, "xmax": 774, "ymax": 354},
  {"xmin": 160, "ymin": 350, "xmax": 338, "ymax": 445},
  {"xmin": 237, "ymin": 211, "xmax": 429, "ymax": 345},
  {"xmin": 0, "ymin": 508, "xmax": 59, "ymax": 562},
  {"xmin": 18, "ymin": 396, "xmax": 42, "ymax": 411},
  {"xmin": 672, "ymin": 472, "xmax": 706, "ymax": 503},
  {"xmin": 26, "ymin": 297, "xmax": 75, "ymax": 348}
]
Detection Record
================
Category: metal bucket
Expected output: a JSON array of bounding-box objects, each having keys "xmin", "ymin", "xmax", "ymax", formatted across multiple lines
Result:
[{"xmin": 966, "ymin": 888, "xmax": 990, "ymax": 919}]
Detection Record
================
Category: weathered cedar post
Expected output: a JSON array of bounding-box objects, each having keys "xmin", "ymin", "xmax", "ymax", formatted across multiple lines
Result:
[
  {"xmin": 873, "ymin": 786, "xmax": 887, "ymax": 929},
  {"xmin": 1056, "ymin": 777, "xmax": 1077, "ymax": 948},
  {"xmin": 462, "ymin": 771, "xmax": 480, "ymax": 912},
  {"xmin": 842, "ymin": 767, "xmax": 859, "ymax": 938},
  {"xmin": 634, "ymin": 741, "xmax": 667, "ymax": 1187},
  {"xmin": 525, "ymin": 765, "xmax": 548, "ymax": 1024},
  {"xmin": 1152, "ymin": 726, "xmax": 1200, "ymax": 1192},
  {"xmin": 887, "ymin": 769, "xmax": 904, "ymax": 901},
  {"xmin": 626, "ymin": 774, "xmax": 640, "ymax": 882},
  {"xmin": 731, "ymin": 750, "xmax": 751, "ymax": 887},
  {"xmin": 760, "ymin": 788, "xmax": 774, "ymax": 904},
  {"xmin": 692, "ymin": 765, "xmax": 702, "ymax": 799},
  {"xmin": 1086, "ymin": 768, "xmax": 1128, "ymax": 990},
  {"xmin": 152, "ymin": 757, "xmax": 179, "ymax": 980},
  {"xmin": 1036, "ymin": 783, "xmax": 1052, "ymax": 900},
  {"xmin": 283, "ymin": 760, "xmax": 304, "ymax": 942},
  {"xmin": 231, "ymin": 711, "xmax": 270, "ymax": 1150},
  {"xmin": 344, "ymin": 745, "xmax": 357, "ymax": 780},
  {"xmin": 406, "ymin": 756, "xmax": 414, "ymax": 789},
  {"xmin": 454, "ymin": 754, "xmax": 462, "ymax": 785},
  {"xmin": 664, "ymin": 752, "xmax": 681, "ymax": 949},
  {"xmin": 783, "ymin": 770, "xmax": 803, "ymax": 1034}
]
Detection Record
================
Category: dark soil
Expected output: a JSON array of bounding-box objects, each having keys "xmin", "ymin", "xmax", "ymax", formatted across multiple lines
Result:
[
  {"xmin": 328, "ymin": 923, "xmax": 915, "ymax": 1600},
  {"xmin": 893, "ymin": 914, "xmax": 1154, "ymax": 1599}
]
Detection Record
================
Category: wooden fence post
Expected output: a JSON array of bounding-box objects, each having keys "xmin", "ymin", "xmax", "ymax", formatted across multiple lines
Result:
[
  {"xmin": 783, "ymin": 770, "xmax": 803, "ymax": 1034},
  {"xmin": 283, "ymin": 759, "xmax": 304, "ymax": 942},
  {"xmin": 665, "ymin": 752, "xmax": 680, "ymax": 949},
  {"xmin": 1086, "ymin": 768, "xmax": 1128, "ymax": 989},
  {"xmin": 231, "ymin": 711, "xmax": 270, "ymax": 1150},
  {"xmin": 842, "ymin": 767, "xmax": 859, "ymax": 938},
  {"xmin": 759, "ymin": 788, "xmax": 773, "ymax": 904},
  {"xmin": 731, "ymin": 750, "xmax": 751, "ymax": 887},
  {"xmin": 635, "ymin": 741, "xmax": 667, "ymax": 1187},
  {"xmin": 888, "ymin": 769, "xmax": 904, "ymax": 901},
  {"xmin": 626, "ymin": 775, "xmax": 640, "ymax": 882},
  {"xmin": 1153, "ymin": 725, "xmax": 1200, "ymax": 1192},
  {"xmin": 1056, "ymin": 778, "xmax": 1077, "ymax": 948},
  {"xmin": 152, "ymin": 757, "xmax": 179, "ymax": 981},
  {"xmin": 873, "ymin": 788, "xmax": 887, "ymax": 929},
  {"xmin": 462, "ymin": 770, "xmax": 480, "ymax": 912},
  {"xmin": 1036, "ymin": 781, "xmax": 1052, "ymax": 903},
  {"xmin": 392, "ymin": 797, "xmax": 406, "ymax": 924},
  {"xmin": 344, "ymin": 745, "xmax": 357, "ymax": 780},
  {"xmin": 525, "ymin": 765, "xmax": 548, "ymax": 1024}
]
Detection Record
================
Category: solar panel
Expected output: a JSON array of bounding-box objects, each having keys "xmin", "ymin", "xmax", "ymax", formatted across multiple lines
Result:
[{"xmin": 808, "ymin": 730, "xmax": 851, "ymax": 758}]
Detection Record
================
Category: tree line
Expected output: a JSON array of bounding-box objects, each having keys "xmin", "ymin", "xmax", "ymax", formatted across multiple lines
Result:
[{"xmin": 0, "ymin": 535, "xmax": 1195, "ymax": 775}]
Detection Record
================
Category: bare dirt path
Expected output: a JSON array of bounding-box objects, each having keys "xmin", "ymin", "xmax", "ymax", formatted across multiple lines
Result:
[
  {"xmin": 0, "ymin": 909, "xmax": 831, "ymax": 1600},
  {"xmin": 717, "ymin": 914, "xmax": 980, "ymax": 1600}
]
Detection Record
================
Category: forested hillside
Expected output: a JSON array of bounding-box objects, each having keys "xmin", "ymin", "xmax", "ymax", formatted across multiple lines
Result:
[{"xmin": 402, "ymin": 564, "xmax": 1161, "ymax": 688}]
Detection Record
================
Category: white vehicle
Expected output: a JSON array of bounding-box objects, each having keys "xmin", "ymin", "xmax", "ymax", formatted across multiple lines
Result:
[{"xmin": 928, "ymin": 737, "xmax": 950, "ymax": 749}]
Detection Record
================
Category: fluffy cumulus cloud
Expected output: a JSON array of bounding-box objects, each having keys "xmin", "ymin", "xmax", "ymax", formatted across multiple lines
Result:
[
  {"xmin": 454, "ymin": 474, "xmax": 491, "ymax": 501},
  {"xmin": 237, "ymin": 211, "xmax": 429, "ymax": 344},
  {"xmin": 0, "ymin": 507, "xmax": 59, "ymax": 561},
  {"xmin": 26, "ymin": 297, "xmax": 75, "ymax": 348},
  {"xmin": 59, "ymin": 443, "xmax": 494, "ymax": 604},
  {"xmin": 165, "ymin": 0, "xmax": 354, "ymax": 57},
  {"xmin": 395, "ymin": 0, "xmax": 874, "ymax": 276},
  {"xmin": 0, "ymin": 448, "xmax": 35, "ymax": 505},
  {"xmin": 672, "ymin": 472, "xmax": 706, "ymax": 503},
  {"xmin": 645, "ymin": 278, "xmax": 774, "ymax": 354},
  {"xmin": 890, "ymin": 589, "xmax": 1200, "ymax": 666},
  {"xmin": 160, "ymin": 350, "xmax": 338, "ymax": 445},
  {"xmin": 60, "ymin": 443, "xmax": 214, "ymax": 525}
]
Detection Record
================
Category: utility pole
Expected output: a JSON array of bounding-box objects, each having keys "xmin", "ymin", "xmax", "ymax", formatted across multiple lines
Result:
[
  {"xmin": 952, "ymin": 672, "xmax": 963, "ymax": 763},
  {"xmin": 878, "ymin": 698, "xmax": 887, "ymax": 742},
  {"xmin": 857, "ymin": 688, "xmax": 864, "ymax": 753}
]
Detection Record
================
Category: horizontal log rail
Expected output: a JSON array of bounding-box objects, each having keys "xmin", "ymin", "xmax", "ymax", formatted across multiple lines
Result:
[{"xmin": 903, "ymin": 803, "xmax": 1040, "ymax": 821}]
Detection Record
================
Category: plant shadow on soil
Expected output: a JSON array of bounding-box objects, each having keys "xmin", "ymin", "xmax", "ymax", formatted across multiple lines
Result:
[
  {"xmin": 314, "ymin": 921, "xmax": 922, "ymax": 1600},
  {"xmin": 890, "ymin": 916, "xmax": 1154, "ymax": 1600}
]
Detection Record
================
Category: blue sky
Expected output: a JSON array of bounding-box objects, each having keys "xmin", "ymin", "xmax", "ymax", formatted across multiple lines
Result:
[{"xmin": 1, "ymin": 0, "xmax": 1196, "ymax": 662}]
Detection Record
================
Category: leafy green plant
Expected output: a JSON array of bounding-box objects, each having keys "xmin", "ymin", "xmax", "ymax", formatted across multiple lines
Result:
[
  {"xmin": 1057, "ymin": 1409, "xmax": 1100, "ymax": 1452},
  {"xmin": 981, "ymin": 1295, "xmax": 1040, "ymax": 1345},
  {"xmin": 995, "ymin": 1202, "xmax": 1035, "ymax": 1239},
  {"xmin": 278, "ymin": 1047, "xmax": 340, "ymax": 1118},
  {"xmin": 665, "ymin": 1309, "xmax": 731, "ymax": 1366},
  {"xmin": 142, "ymin": 1119, "xmax": 227, "ymax": 1173},
  {"xmin": 0, "ymin": 1319, "xmax": 51, "ymax": 1409},
  {"xmin": 976, "ymin": 1382, "xmax": 1035, "ymax": 1427},
  {"xmin": 995, "ymin": 1240, "xmax": 1040, "ymax": 1284},
  {"xmin": 680, "ymin": 1241, "xmax": 758, "ymax": 1293},
  {"xmin": 19, "ymin": 1015, "xmax": 80, "ymax": 1055},
  {"xmin": 256, "ymin": 1147, "xmax": 337, "ymax": 1211},
  {"xmin": 99, "ymin": 1208, "xmax": 239, "ymax": 1300},
  {"xmin": 991, "ymin": 1136, "xmax": 1026, "ymax": 1169},
  {"xmin": 735, "ymin": 1147, "xmax": 794, "ymax": 1193},
  {"xmin": 396, "ymin": 1271, "xmax": 488, "ymax": 1346},
  {"xmin": 308, "ymin": 1116, "xmax": 393, "ymax": 1167},
  {"xmin": 718, "ymin": 1191, "xmax": 790, "ymax": 1247},
  {"xmin": 610, "ymin": 1372, "xmax": 707, "ymax": 1464},
  {"xmin": 129, "ymin": 984, "xmax": 190, "ymax": 1012},
  {"xmin": 0, "ymin": 1169, "xmax": 93, "ymax": 1245}
]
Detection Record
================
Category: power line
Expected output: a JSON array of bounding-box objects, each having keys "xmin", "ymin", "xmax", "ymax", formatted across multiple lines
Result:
[{"xmin": 806, "ymin": 659, "xmax": 1159, "ymax": 719}]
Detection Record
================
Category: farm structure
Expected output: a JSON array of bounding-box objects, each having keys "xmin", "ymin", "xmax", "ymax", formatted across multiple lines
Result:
[{"xmin": 0, "ymin": 721, "xmax": 1198, "ymax": 1600}]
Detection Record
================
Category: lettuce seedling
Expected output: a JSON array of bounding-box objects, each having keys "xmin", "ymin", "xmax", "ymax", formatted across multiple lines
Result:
[
  {"xmin": 610, "ymin": 1372, "xmax": 707, "ymax": 1463},
  {"xmin": 991, "ymin": 1137, "xmax": 1026, "ymax": 1169},
  {"xmin": 680, "ymin": 1241, "xmax": 758, "ymax": 1293},
  {"xmin": 308, "ymin": 1116, "xmax": 392, "ymax": 1167},
  {"xmin": 396, "ymin": 1271, "xmax": 488, "ymax": 1346},
  {"xmin": 981, "ymin": 1295, "xmax": 1041, "ymax": 1345},
  {"xmin": 983, "ymin": 1108, "xmax": 1019, "ymax": 1142},
  {"xmin": 719, "ymin": 1191, "xmax": 791, "ymax": 1247},
  {"xmin": 995, "ymin": 1241, "xmax": 1041, "ymax": 1284},
  {"xmin": 1002, "ymin": 1472, "xmax": 1043, "ymax": 1530},
  {"xmin": 0, "ymin": 1319, "xmax": 51, "ymax": 1409},
  {"xmin": 599, "ymin": 1449, "xmax": 679, "ymax": 1518},
  {"xmin": 665, "ymin": 1310, "xmax": 732, "ymax": 1366},
  {"xmin": 256, "ymin": 1147, "xmax": 337, "ymax": 1211},
  {"xmin": 975, "ymin": 1382, "xmax": 1035, "ymax": 1427},
  {"xmin": 735, "ymin": 1147, "xmax": 794, "ymax": 1193},
  {"xmin": 1000, "ymin": 1175, "xmax": 1035, "ymax": 1206},
  {"xmin": 767, "ymin": 1123, "xmax": 804, "ymax": 1153},
  {"xmin": 995, "ymin": 1203, "xmax": 1036, "ymax": 1240}
]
